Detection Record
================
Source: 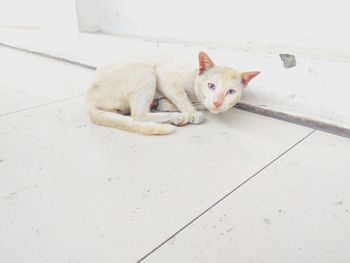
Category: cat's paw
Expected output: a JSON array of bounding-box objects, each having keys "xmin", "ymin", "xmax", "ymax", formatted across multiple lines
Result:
[
  {"xmin": 171, "ymin": 113, "xmax": 189, "ymax": 126},
  {"xmin": 188, "ymin": 111, "xmax": 206, "ymax": 124}
]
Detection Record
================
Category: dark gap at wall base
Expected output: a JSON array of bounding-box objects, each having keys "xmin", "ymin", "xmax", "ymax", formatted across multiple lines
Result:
[{"xmin": 235, "ymin": 103, "xmax": 350, "ymax": 139}]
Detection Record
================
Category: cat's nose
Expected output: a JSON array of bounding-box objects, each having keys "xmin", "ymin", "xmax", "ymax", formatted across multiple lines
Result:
[{"xmin": 213, "ymin": 101, "xmax": 223, "ymax": 109}]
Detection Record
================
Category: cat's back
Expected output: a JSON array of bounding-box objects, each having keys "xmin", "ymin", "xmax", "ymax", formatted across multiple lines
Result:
[{"xmin": 92, "ymin": 51, "xmax": 196, "ymax": 90}]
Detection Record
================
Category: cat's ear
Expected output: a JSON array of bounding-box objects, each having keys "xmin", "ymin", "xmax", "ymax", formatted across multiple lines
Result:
[
  {"xmin": 198, "ymin": 51, "xmax": 215, "ymax": 75},
  {"xmin": 241, "ymin": 71, "xmax": 260, "ymax": 87}
]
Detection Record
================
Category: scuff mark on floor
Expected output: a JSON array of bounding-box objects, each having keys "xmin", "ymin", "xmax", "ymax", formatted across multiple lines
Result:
[{"xmin": 3, "ymin": 185, "xmax": 37, "ymax": 200}]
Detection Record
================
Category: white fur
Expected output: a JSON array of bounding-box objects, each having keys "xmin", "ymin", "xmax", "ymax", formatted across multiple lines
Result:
[{"xmin": 86, "ymin": 52, "xmax": 258, "ymax": 135}]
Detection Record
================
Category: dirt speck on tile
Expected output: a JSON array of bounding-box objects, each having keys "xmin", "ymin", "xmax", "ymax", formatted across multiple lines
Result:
[
  {"xmin": 226, "ymin": 227, "xmax": 234, "ymax": 233},
  {"xmin": 107, "ymin": 177, "xmax": 114, "ymax": 183},
  {"xmin": 263, "ymin": 218, "xmax": 271, "ymax": 225}
]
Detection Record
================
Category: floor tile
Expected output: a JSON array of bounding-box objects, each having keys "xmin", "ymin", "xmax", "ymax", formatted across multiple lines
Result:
[
  {"xmin": 0, "ymin": 94, "xmax": 311, "ymax": 262},
  {"xmin": 148, "ymin": 131, "xmax": 350, "ymax": 263},
  {"xmin": 0, "ymin": 46, "xmax": 92, "ymax": 115}
]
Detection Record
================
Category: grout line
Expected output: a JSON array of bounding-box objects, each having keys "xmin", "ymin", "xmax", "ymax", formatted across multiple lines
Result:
[
  {"xmin": 137, "ymin": 129, "xmax": 316, "ymax": 262},
  {"xmin": 0, "ymin": 95, "xmax": 84, "ymax": 118}
]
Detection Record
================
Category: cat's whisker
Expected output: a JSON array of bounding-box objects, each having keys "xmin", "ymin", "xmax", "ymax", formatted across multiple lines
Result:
[
  {"xmin": 194, "ymin": 105, "xmax": 206, "ymax": 110},
  {"xmin": 192, "ymin": 101, "xmax": 204, "ymax": 104},
  {"xmin": 194, "ymin": 105, "xmax": 206, "ymax": 109}
]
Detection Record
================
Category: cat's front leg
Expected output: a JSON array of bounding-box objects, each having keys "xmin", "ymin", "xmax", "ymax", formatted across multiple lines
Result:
[
  {"xmin": 156, "ymin": 98, "xmax": 205, "ymax": 124},
  {"xmin": 156, "ymin": 86, "xmax": 205, "ymax": 124},
  {"xmin": 155, "ymin": 97, "xmax": 204, "ymax": 124}
]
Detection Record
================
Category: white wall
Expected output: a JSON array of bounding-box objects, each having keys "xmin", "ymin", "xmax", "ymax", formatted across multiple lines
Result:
[
  {"xmin": 75, "ymin": 0, "xmax": 101, "ymax": 32},
  {"xmin": 0, "ymin": 0, "xmax": 44, "ymax": 29},
  {"xmin": 0, "ymin": 0, "xmax": 80, "ymax": 51},
  {"xmin": 96, "ymin": 0, "xmax": 350, "ymax": 52}
]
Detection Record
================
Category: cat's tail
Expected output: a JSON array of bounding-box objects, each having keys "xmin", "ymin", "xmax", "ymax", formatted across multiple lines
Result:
[{"xmin": 87, "ymin": 107, "xmax": 175, "ymax": 136}]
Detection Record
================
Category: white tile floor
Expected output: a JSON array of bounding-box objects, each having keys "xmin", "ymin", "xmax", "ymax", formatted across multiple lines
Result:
[{"xmin": 0, "ymin": 46, "xmax": 349, "ymax": 263}]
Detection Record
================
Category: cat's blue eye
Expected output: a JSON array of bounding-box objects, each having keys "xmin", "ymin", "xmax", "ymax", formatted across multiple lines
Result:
[
  {"xmin": 208, "ymin": 83, "xmax": 215, "ymax": 90},
  {"xmin": 226, "ymin": 89, "xmax": 235, "ymax": 95}
]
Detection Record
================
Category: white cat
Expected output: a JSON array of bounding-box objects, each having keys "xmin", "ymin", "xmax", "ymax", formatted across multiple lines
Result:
[{"xmin": 86, "ymin": 51, "xmax": 259, "ymax": 135}]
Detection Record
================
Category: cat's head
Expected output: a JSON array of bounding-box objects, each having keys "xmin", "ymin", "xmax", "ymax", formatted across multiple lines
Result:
[{"xmin": 194, "ymin": 51, "xmax": 260, "ymax": 114}]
